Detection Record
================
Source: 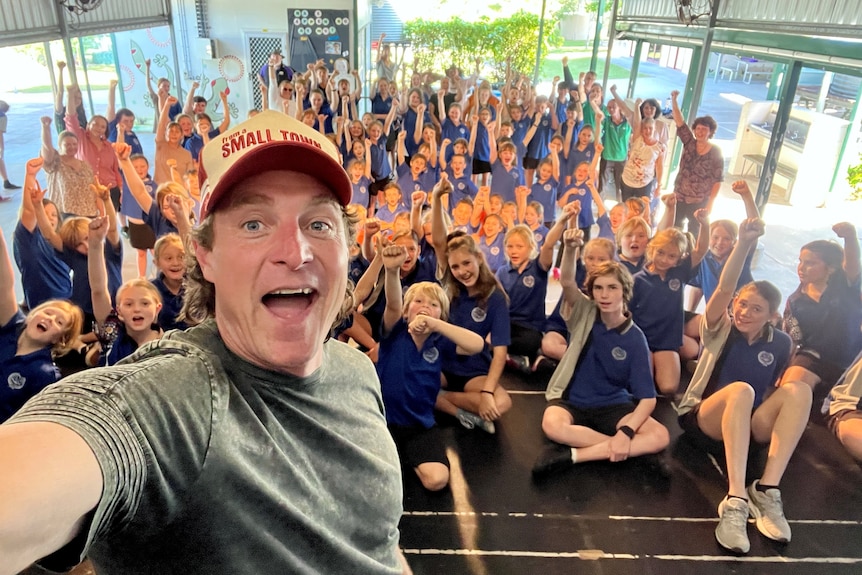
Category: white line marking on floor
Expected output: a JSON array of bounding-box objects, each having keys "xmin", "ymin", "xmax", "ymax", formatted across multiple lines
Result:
[
  {"xmin": 402, "ymin": 511, "xmax": 862, "ymax": 526},
  {"xmin": 507, "ymin": 390, "xmax": 547, "ymax": 395},
  {"xmin": 402, "ymin": 549, "xmax": 862, "ymax": 563}
]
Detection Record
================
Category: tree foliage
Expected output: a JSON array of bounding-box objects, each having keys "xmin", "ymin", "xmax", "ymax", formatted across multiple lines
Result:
[{"xmin": 403, "ymin": 11, "xmax": 562, "ymax": 84}]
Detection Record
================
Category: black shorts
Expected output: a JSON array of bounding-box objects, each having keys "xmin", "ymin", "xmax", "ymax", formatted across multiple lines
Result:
[
  {"xmin": 388, "ymin": 424, "xmax": 450, "ymax": 469},
  {"xmin": 827, "ymin": 409, "xmax": 862, "ymax": 436},
  {"xmin": 791, "ymin": 350, "xmax": 846, "ymax": 387},
  {"xmin": 472, "ymin": 158, "xmax": 492, "ymax": 174},
  {"xmin": 522, "ymin": 157, "xmax": 540, "ymax": 170},
  {"xmin": 386, "ymin": 128, "xmax": 399, "ymax": 152},
  {"xmin": 547, "ymin": 399, "xmax": 635, "ymax": 437},
  {"xmin": 128, "ymin": 221, "xmax": 156, "ymax": 250},
  {"xmin": 370, "ymin": 174, "xmax": 393, "ymax": 196},
  {"xmin": 442, "ymin": 371, "xmax": 477, "ymax": 392},
  {"xmin": 109, "ymin": 186, "xmax": 122, "ymax": 213}
]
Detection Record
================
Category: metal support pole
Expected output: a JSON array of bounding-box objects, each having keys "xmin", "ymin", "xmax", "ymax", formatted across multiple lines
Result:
[
  {"xmin": 589, "ymin": 0, "xmax": 607, "ymax": 73},
  {"xmin": 111, "ymin": 33, "xmax": 126, "ymax": 109},
  {"xmin": 765, "ymin": 63, "xmax": 786, "ymax": 101},
  {"xmin": 685, "ymin": 0, "xmax": 720, "ymax": 125},
  {"xmin": 626, "ymin": 40, "xmax": 642, "ymax": 99},
  {"xmin": 755, "ymin": 60, "xmax": 802, "ymax": 214},
  {"xmin": 601, "ymin": 0, "xmax": 619, "ymax": 90},
  {"xmin": 532, "ymin": 0, "xmax": 548, "ymax": 84},
  {"xmin": 167, "ymin": 0, "xmax": 185, "ymax": 104},
  {"xmin": 78, "ymin": 36, "xmax": 95, "ymax": 118}
]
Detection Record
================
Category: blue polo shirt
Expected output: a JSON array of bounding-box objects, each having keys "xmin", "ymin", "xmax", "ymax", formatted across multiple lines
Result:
[
  {"xmin": 120, "ymin": 176, "xmax": 156, "ymax": 220},
  {"xmin": 568, "ymin": 142, "xmax": 595, "ymax": 180},
  {"xmin": 785, "ymin": 274, "xmax": 862, "ymax": 370},
  {"xmin": 496, "ymin": 258, "xmax": 549, "ymax": 332},
  {"xmin": 530, "ymin": 178, "xmax": 559, "ymax": 222},
  {"xmin": 443, "ymin": 287, "xmax": 510, "ymax": 378},
  {"xmin": 0, "ymin": 311, "xmax": 61, "ymax": 423},
  {"xmin": 107, "ymin": 125, "xmax": 143, "ymax": 156},
  {"xmin": 371, "ymin": 94, "xmax": 392, "ymax": 116},
  {"xmin": 350, "ymin": 177, "xmax": 373, "ymax": 210},
  {"xmin": 560, "ymin": 182, "xmax": 595, "ymax": 228},
  {"xmin": 419, "ymin": 166, "xmax": 439, "ymax": 193},
  {"xmin": 184, "ymin": 129, "xmax": 221, "ymax": 161},
  {"xmin": 689, "ymin": 249, "xmax": 755, "ymax": 303},
  {"xmin": 531, "ymin": 225, "xmax": 550, "ymax": 250},
  {"xmin": 143, "ymin": 202, "xmax": 180, "ymax": 239},
  {"xmin": 13, "ymin": 222, "xmax": 72, "ymax": 309},
  {"xmin": 348, "ymin": 253, "xmax": 370, "ymax": 286},
  {"xmin": 403, "ymin": 109, "xmax": 432, "ymax": 157},
  {"xmin": 377, "ymin": 318, "xmax": 452, "ymax": 428},
  {"xmin": 60, "ymin": 243, "xmax": 123, "ymax": 315},
  {"xmin": 479, "ymin": 233, "xmax": 506, "ymax": 274},
  {"xmin": 474, "ymin": 122, "xmax": 491, "ymax": 162},
  {"xmin": 511, "ymin": 117, "xmax": 531, "ymax": 160},
  {"xmin": 448, "ymin": 174, "xmax": 478, "ymax": 209},
  {"xmin": 526, "ymin": 114, "xmax": 553, "ymax": 161},
  {"xmin": 151, "ymin": 273, "xmax": 187, "ymax": 332},
  {"xmin": 369, "ymin": 138, "xmax": 392, "ymax": 181},
  {"xmin": 706, "ymin": 325, "xmax": 791, "ymax": 408},
  {"xmin": 561, "ymin": 120, "xmax": 584, "ymax": 176},
  {"xmin": 629, "ymin": 257, "xmax": 694, "ymax": 351},
  {"xmin": 620, "ymin": 256, "xmax": 644, "ymax": 276},
  {"xmin": 375, "ymin": 203, "xmax": 407, "ymax": 225},
  {"xmin": 396, "ymin": 163, "xmax": 426, "ymax": 196},
  {"xmin": 566, "ymin": 316, "xmax": 655, "ymax": 409},
  {"xmin": 442, "ymin": 119, "xmax": 470, "ymax": 161},
  {"xmin": 596, "ymin": 213, "xmax": 614, "ymax": 242},
  {"xmin": 490, "ymin": 160, "xmax": 524, "ymax": 204}
]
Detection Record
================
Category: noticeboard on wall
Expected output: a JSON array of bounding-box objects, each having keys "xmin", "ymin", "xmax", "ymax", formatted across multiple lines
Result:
[{"xmin": 288, "ymin": 9, "xmax": 350, "ymax": 73}]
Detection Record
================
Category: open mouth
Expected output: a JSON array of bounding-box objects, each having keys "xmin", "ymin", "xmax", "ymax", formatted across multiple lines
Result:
[
  {"xmin": 36, "ymin": 321, "xmax": 48, "ymax": 332},
  {"xmin": 262, "ymin": 288, "xmax": 317, "ymax": 314}
]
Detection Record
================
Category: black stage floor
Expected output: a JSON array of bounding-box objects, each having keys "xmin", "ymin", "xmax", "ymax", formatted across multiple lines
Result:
[{"xmin": 400, "ymin": 371, "xmax": 862, "ymax": 575}]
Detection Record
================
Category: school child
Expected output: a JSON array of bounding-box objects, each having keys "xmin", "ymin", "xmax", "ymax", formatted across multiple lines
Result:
[
  {"xmin": 522, "ymin": 96, "xmax": 554, "ymax": 187},
  {"xmin": 340, "ymin": 117, "xmax": 368, "ymax": 164},
  {"xmin": 150, "ymin": 233, "xmax": 187, "ymax": 332},
  {"xmin": 489, "ymin": 138, "xmax": 524, "ymax": 204},
  {"xmin": 14, "ymin": 158, "xmax": 72, "ymax": 309},
  {"xmin": 376, "ymin": 182, "xmax": 408, "ymax": 230},
  {"xmin": 428, "ymin": 180, "xmax": 512, "ymax": 433},
  {"xmin": 183, "ymin": 94, "xmax": 230, "ymax": 161},
  {"xmin": 823, "ymin": 350, "xmax": 862, "ymax": 462},
  {"xmin": 377, "ymin": 244, "xmax": 484, "ymax": 490},
  {"xmin": 469, "ymin": 109, "xmax": 494, "ymax": 186},
  {"xmin": 86, "ymin": 216, "xmax": 163, "ymax": 367},
  {"xmin": 368, "ymin": 106, "xmax": 398, "ymax": 198},
  {"xmin": 779, "ymin": 221, "xmax": 862, "ymax": 393},
  {"xmin": 533, "ymin": 236, "xmax": 669, "ymax": 478},
  {"xmin": 117, "ymin": 144, "xmax": 192, "ymax": 241},
  {"xmin": 478, "ymin": 213, "xmax": 507, "ymax": 274},
  {"xmin": 415, "ymin": 141, "xmax": 440, "ymax": 191},
  {"xmin": 403, "ymin": 90, "xmax": 432, "ymax": 160},
  {"xmin": 565, "ymin": 123, "xmax": 596, "ymax": 187},
  {"xmin": 438, "ymin": 96, "xmax": 469, "ymax": 161},
  {"xmin": 441, "ymin": 137, "xmax": 474, "ymax": 180},
  {"xmin": 676, "ymin": 217, "xmax": 805, "ymax": 554},
  {"xmin": 524, "ymin": 201, "xmax": 550, "ymax": 250},
  {"xmin": 32, "ymin": 180, "xmax": 123, "ymax": 326},
  {"xmin": 529, "ymin": 155, "xmax": 560, "ymax": 228},
  {"xmin": 629, "ymin": 214, "xmax": 708, "ymax": 395},
  {"xmin": 347, "ymin": 157, "xmax": 374, "ymax": 216},
  {"xmin": 451, "ymin": 198, "xmax": 474, "ymax": 233},
  {"xmin": 501, "ymin": 201, "xmax": 519, "ymax": 230},
  {"xmin": 497, "ymin": 207, "xmax": 572, "ymax": 371},
  {"xmin": 616, "ymin": 216, "xmax": 651, "ymax": 275},
  {"xmin": 441, "ymin": 147, "xmax": 477, "ymax": 210},
  {"xmin": 0, "ymin": 223, "xmax": 83, "ymax": 423},
  {"xmin": 120, "ymin": 153, "xmax": 157, "ymax": 278},
  {"xmin": 502, "ymin": 103, "xmax": 531, "ymax": 162},
  {"xmin": 557, "ymin": 150, "xmax": 601, "ymax": 243}
]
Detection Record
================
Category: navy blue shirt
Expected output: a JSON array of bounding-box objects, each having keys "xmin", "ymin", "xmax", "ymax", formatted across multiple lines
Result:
[
  {"xmin": 496, "ymin": 258, "xmax": 549, "ymax": 332},
  {"xmin": 689, "ymin": 249, "xmax": 755, "ymax": 303},
  {"xmin": 511, "ymin": 117, "xmax": 531, "ymax": 160},
  {"xmin": 566, "ymin": 316, "xmax": 655, "ymax": 409},
  {"xmin": 443, "ymin": 287, "xmax": 510, "ymax": 377},
  {"xmin": 60, "ymin": 242, "xmax": 123, "ymax": 315},
  {"xmin": 144, "ymin": 202, "xmax": 180, "ymax": 239},
  {"xmin": 447, "ymin": 174, "xmax": 478, "ymax": 209},
  {"xmin": 479, "ymin": 233, "xmax": 506, "ymax": 275},
  {"xmin": 151, "ymin": 273, "xmax": 187, "ymax": 332},
  {"xmin": 530, "ymin": 178, "xmax": 559, "ymax": 222},
  {"xmin": 441, "ymin": 119, "xmax": 470, "ymax": 161},
  {"xmin": 350, "ymin": 177, "xmax": 373, "ymax": 210},
  {"xmin": 708, "ymin": 325, "xmax": 791, "ymax": 408},
  {"xmin": 1, "ymin": 311, "xmax": 61, "ymax": 423},
  {"xmin": 13, "ymin": 222, "xmax": 72, "ymax": 309},
  {"xmin": 377, "ymin": 318, "xmax": 451, "ymax": 428},
  {"xmin": 526, "ymin": 114, "xmax": 553, "ymax": 161},
  {"xmin": 369, "ymin": 138, "xmax": 392, "ymax": 181},
  {"xmin": 184, "ymin": 129, "xmax": 221, "ymax": 161},
  {"xmin": 107, "ymin": 124, "xmax": 143, "ymax": 156},
  {"xmin": 490, "ymin": 160, "xmax": 524, "ymax": 204},
  {"xmin": 630, "ymin": 257, "xmax": 694, "ymax": 351}
]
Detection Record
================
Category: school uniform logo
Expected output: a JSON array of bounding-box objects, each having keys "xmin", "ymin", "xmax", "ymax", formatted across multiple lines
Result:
[
  {"xmin": 7, "ymin": 373, "xmax": 25, "ymax": 390},
  {"xmin": 511, "ymin": 172, "xmax": 519, "ymax": 180},
  {"xmin": 523, "ymin": 275, "xmax": 535, "ymax": 288},
  {"xmin": 758, "ymin": 351, "xmax": 775, "ymax": 367},
  {"xmin": 534, "ymin": 233, "xmax": 543, "ymax": 244},
  {"xmin": 543, "ymin": 183, "xmax": 551, "ymax": 191},
  {"xmin": 471, "ymin": 307, "xmax": 487, "ymax": 323},
  {"xmin": 423, "ymin": 347, "xmax": 439, "ymax": 363},
  {"xmin": 490, "ymin": 246, "xmax": 500, "ymax": 256},
  {"xmin": 359, "ymin": 186, "xmax": 367, "ymax": 194},
  {"xmin": 611, "ymin": 347, "xmax": 627, "ymax": 361},
  {"xmin": 668, "ymin": 279, "xmax": 681, "ymax": 291},
  {"xmin": 458, "ymin": 183, "xmax": 465, "ymax": 190}
]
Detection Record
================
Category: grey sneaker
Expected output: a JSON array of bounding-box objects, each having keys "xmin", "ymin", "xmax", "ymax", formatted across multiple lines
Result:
[
  {"xmin": 716, "ymin": 497, "xmax": 750, "ymax": 554},
  {"xmin": 456, "ymin": 408, "xmax": 496, "ymax": 434},
  {"xmin": 748, "ymin": 481, "xmax": 791, "ymax": 542}
]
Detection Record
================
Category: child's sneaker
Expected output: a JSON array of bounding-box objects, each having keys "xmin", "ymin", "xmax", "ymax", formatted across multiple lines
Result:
[
  {"xmin": 715, "ymin": 496, "xmax": 750, "ymax": 554},
  {"xmin": 747, "ymin": 481, "xmax": 791, "ymax": 543},
  {"xmin": 456, "ymin": 408, "xmax": 496, "ymax": 434}
]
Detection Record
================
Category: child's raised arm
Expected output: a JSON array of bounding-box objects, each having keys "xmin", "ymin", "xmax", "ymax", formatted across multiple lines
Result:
[
  {"xmin": 541, "ymin": 201, "xmax": 577, "ymax": 272},
  {"xmin": 19, "ymin": 158, "xmax": 44, "ymax": 233},
  {"xmin": 86, "ymin": 216, "xmax": 113, "ymax": 325},
  {"xmin": 31, "ymin": 185, "xmax": 63, "ymax": 251},
  {"xmin": 0, "ymin": 223, "xmax": 18, "ymax": 326},
  {"xmin": 430, "ymin": 174, "xmax": 452, "ymax": 268},
  {"xmin": 834, "ymin": 222, "xmax": 861, "ymax": 283},
  {"xmin": 116, "ymin": 143, "xmax": 154, "ymax": 215},
  {"xmin": 381, "ymin": 244, "xmax": 408, "ymax": 334},
  {"xmin": 730, "ymin": 180, "xmax": 761, "ymax": 220},
  {"xmin": 691, "ymin": 208, "xmax": 710, "ymax": 267},
  {"xmin": 705, "ymin": 218, "xmax": 764, "ymax": 328},
  {"xmin": 412, "ymin": 314, "xmax": 484, "ymax": 355}
]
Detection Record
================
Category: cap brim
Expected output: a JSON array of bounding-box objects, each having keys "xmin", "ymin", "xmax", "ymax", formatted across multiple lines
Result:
[{"xmin": 201, "ymin": 141, "xmax": 352, "ymax": 217}]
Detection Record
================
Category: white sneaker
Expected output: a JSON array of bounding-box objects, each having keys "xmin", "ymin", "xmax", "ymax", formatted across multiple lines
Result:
[
  {"xmin": 748, "ymin": 481, "xmax": 791, "ymax": 543},
  {"xmin": 716, "ymin": 496, "xmax": 751, "ymax": 554},
  {"xmin": 456, "ymin": 409, "xmax": 496, "ymax": 434}
]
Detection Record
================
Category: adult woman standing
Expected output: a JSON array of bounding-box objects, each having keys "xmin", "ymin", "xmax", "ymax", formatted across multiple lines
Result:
[
  {"xmin": 669, "ymin": 90, "xmax": 724, "ymax": 229},
  {"xmin": 64, "ymin": 107, "xmax": 121, "ymax": 215},
  {"xmin": 619, "ymin": 98, "xmax": 665, "ymax": 203},
  {"xmin": 40, "ymin": 116, "xmax": 97, "ymax": 218}
]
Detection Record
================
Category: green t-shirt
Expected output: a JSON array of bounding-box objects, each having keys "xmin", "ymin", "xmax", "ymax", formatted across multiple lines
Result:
[
  {"xmin": 11, "ymin": 321, "xmax": 403, "ymax": 575},
  {"xmin": 601, "ymin": 116, "xmax": 632, "ymax": 162}
]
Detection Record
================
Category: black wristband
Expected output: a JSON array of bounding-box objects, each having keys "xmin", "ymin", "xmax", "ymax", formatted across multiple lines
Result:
[
  {"xmin": 618, "ymin": 425, "xmax": 635, "ymax": 439},
  {"xmin": 481, "ymin": 390, "xmax": 494, "ymax": 395}
]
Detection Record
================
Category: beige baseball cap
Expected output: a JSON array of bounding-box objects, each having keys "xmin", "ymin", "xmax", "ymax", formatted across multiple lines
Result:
[{"xmin": 198, "ymin": 110, "xmax": 351, "ymax": 219}]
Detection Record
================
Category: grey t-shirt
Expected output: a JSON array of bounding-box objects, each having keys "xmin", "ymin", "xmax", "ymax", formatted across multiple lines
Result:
[{"xmin": 9, "ymin": 320, "xmax": 403, "ymax": 574}]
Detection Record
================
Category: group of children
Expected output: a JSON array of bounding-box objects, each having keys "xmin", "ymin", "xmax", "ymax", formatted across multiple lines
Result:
[{"xmin": 2, "ymin": 52, "xmax": 862, "ymax": 560}]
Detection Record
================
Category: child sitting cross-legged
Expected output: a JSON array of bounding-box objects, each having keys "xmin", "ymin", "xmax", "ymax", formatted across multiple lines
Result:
[{"xmin": 377, "ymin": 244, "xmax": 484, "ymax": 491}]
